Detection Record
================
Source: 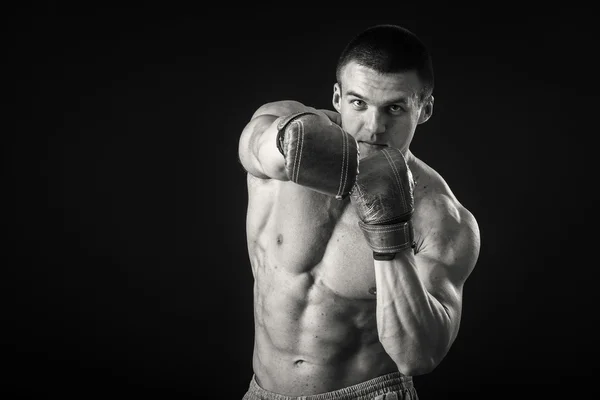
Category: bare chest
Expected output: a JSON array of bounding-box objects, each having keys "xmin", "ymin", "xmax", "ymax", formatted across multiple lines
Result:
[{"xmin": 246, "ymin": 180, "xmax": 377, "ymax": 300}]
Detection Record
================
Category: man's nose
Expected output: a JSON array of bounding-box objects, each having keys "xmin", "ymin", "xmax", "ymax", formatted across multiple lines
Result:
[{"xmin": 364, "ymin": 109, "xmax": 386, "ymax": 137}]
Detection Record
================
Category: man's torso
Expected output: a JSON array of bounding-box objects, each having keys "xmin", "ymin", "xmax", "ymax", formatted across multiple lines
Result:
[{"xmin": 244, "ymin": 156, "xmax": 450, "ymax": 395}]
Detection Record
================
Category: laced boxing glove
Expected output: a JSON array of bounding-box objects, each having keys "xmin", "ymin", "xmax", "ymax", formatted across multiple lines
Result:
[
  {"xmin": 276, "ymin": 111, "xmax": 359, "ymax": 200},
  {"xmin": 350, "ymin": 147, "xmax": 416, "ymax": 260}
]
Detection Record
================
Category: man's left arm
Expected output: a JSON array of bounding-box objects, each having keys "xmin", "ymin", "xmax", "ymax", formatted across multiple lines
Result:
[
  {"xmin": 373, "ymin": 199, "xmax": 480, "ymax": 375},
  {"xmin": 350, "ymin": 148, "xmax": 480, "ymax": 375}
]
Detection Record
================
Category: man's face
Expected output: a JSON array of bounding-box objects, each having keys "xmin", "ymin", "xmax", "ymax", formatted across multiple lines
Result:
[{"xmin": 333, "ymin": 61, "xmax": 433, "ymax": 159}]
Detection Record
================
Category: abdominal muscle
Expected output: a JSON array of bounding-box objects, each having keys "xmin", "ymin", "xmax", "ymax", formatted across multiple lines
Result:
[{"xmin": 246, "ymin": 177, "xmax": 398, "ymax": 396}]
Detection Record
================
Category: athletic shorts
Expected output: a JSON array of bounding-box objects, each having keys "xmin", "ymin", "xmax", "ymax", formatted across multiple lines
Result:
[{"xmin": 242, "ymin": 372, "xmax": 418, "ymax": 400}]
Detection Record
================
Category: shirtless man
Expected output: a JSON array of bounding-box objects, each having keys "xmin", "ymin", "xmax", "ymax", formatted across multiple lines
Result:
[{"xmin": 238, "ymin": 24, "xmax": 481, "ymax": 399}]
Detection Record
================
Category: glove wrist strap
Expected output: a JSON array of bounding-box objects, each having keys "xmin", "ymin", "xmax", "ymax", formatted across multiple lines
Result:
[
  {"xmin": 275, "ymin": 112, "xmax": 317, "ymax": 155},
  {"xmin": 357, "ymin": 220, "xmax": 416, "ymax": 260}
]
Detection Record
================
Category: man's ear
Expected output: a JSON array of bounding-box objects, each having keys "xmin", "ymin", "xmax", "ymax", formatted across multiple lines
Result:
[
  {"xmin": 332, "ymin": 83, "xmax": 342, "ymax": 112},
  {"xmin": 418, "ymin": 95, "xmax": 434, "ymax": 124}
]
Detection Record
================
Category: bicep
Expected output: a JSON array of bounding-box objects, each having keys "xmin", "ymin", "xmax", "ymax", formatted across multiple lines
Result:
[
  {"xmin": 238, "ymin": 114, "xmax": 277, "ymax": 178},
  {"xmin": 415, "ymin": 206, "xmax": 481, "ymax": 327}
]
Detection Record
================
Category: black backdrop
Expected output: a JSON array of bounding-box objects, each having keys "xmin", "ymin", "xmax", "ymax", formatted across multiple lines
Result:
[{"xmin": 6, "ymin": 3, "xmax": 598, "ymax": 399}]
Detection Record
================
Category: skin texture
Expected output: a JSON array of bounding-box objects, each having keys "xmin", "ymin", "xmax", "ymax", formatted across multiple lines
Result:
[{"xmin": 238, "ymin": 61, "xmax": 481, "ymax": 396}]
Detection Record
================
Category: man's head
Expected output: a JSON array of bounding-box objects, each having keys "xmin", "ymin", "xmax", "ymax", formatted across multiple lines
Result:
[{"xmin": 332, "ymin": 24, "xmax": 435, "ymax": 158}]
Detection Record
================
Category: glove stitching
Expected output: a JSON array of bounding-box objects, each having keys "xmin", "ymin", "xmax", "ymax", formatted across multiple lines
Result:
[
  {"xmin": 361, "ymin": 226, "xmax": 406, "ymax": 233},
  {"xmin": 382, "ymin": 148, "xmax": 408, "ymax": 212},
  {"xmin": 292, "ymin": 121, "xmax": 304, "ymax": 183},
  {"xmin": 372, "ymin": 243, "xmax": 414, "ymax": 251}
]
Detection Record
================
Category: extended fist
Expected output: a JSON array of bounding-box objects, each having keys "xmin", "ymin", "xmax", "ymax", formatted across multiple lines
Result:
[
  {"xmin": 277, "ymin": 112, "xmax": 359, "ymax": 199},
  {"xmin": 350, "ymin": 148, "xmax": 416, "ymax": 260}
]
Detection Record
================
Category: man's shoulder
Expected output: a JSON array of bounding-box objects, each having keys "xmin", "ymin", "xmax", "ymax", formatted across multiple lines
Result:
[
  {"xmin": 251, "ymin": 100, "xmax": 308, "ymax": 120},
  {"xmin": 250, "ymin": 100, "xmax": 340, "ymax": 125},
  {"xmin": 411, "ymin": 155, "xmax": 480, "ymax": 264},
  {"xmin": 414, "ymin": 185, "xmax": 478, "ymax": 241},
  {"xmin": 411, "ymin": 155, "xmax": 471, "ymax": 218}
]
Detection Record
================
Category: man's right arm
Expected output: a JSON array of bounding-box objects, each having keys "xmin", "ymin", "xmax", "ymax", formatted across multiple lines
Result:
[
  {"xmin": 239, "ymin": 100, "xmax": 358, "ymax": 199},
  {"xmin": 238, "ymin": 100, "xmax": 310, "ymax": 180}
]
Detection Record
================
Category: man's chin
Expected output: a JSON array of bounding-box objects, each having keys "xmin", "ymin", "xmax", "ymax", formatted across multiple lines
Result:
[{"xmin": 358, "ymin": 143, "xmax": 387, "ymax": 159}]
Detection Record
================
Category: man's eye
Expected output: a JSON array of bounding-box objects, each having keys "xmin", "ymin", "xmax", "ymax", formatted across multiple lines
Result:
[
  {"xmin": 389, "ymin": 105, "xmax": 404, "ymax": 113},
  {"xmin": 351, "ymin": 100, "xmax": 365, "ymax": 108}
]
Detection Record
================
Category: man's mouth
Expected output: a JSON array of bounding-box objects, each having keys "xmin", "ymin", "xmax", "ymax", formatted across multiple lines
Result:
[
  {"xmin": 358, "ymin": 141, "xmax": 388, "ymax": 147},
  {"xmin": 357, "ymin": 141, "xmax": 388, "ymax": 158}
]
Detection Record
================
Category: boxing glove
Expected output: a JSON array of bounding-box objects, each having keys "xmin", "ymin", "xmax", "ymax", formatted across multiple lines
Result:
[
  {"xmin": 276, "ymin": 111, "xmax": 359, "ymax": 200},
  {"xmin": 350, "ymin": 147, "xmax": 416, "ymax": 260}
]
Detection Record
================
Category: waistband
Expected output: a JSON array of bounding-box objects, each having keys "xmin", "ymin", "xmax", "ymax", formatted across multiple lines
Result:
[{"xmin": 244, "ymin": 372, "xmax": 413, "ymax": 400}]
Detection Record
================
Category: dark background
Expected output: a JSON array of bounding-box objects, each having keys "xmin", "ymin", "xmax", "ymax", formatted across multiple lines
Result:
[{"xmin": 6, "ymin": 3, "xmax": 598, "ymax": 399}]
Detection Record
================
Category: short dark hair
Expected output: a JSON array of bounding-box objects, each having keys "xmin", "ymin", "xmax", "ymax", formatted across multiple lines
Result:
[{"xmin": 336, "ymin": 24, "xmax": 434, "ymax": 102}]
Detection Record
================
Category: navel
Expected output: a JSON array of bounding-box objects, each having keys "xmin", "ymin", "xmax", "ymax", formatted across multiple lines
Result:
[{"xmin": 276, "ymin": 234, "xmax": 283, "ymax": 245}]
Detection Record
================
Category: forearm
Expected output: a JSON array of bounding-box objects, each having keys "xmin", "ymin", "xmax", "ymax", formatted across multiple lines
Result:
[{"xmin": 374, "ymin": 250, "xmax": 452, "ymax": 374}]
